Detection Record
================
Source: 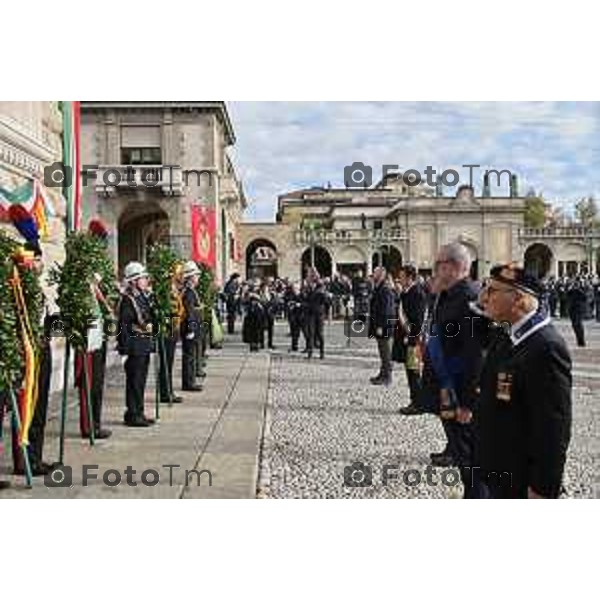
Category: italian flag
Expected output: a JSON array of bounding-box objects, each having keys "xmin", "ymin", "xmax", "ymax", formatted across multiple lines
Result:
[{"xmin": 62, "ymin": 100, "xmax": 82, "ymax": 232}]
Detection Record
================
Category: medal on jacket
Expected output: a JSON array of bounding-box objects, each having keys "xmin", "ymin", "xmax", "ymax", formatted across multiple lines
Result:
[{"xmin": 496, "ymin": 371, "xmax": 513, "ymax": 402}]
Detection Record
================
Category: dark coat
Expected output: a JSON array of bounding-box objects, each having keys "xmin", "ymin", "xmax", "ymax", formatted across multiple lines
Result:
[
  {"xmin": 420, "ymin": 278, "xmax": 489, "ymax": 410},
  {"xmin": 242, "ymin": 297, "xmax": 265, "ymax": 344},
  {"xmin": 368, "ymin": 281, "xmax": 396, "ymax": 338},
  {"xmin": 476, "ymin": 323, "xmax": 572, "ymax": 498},
  {"xmin": 117, "ymin": 290, "xmax": 156, "ymax": 356},
  {"xmin": 180, "ymin": 284, "xmax": 203, "ymax": 340},
  {"xmin": 400, "ymin": 283, "xmax": 427, "ymax": 346},
  {"xmin": 302, "ymin": 283, "xmax": 329, "ymax": 321}
]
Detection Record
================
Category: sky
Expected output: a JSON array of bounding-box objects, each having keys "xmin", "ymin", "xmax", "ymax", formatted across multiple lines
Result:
[{"xmin": 228, "ymin": 101, "xmax": 600, "ymax": 222}]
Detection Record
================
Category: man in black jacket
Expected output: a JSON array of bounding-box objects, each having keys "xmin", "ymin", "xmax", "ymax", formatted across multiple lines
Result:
[
  {"xmin": 420, "ymin": 244, "xmax": 489, "ymax": 495},
  {"xmin": 117, "ymin": 261, "xmax": 156, "ymax": 427},
  {"xmin": 397, "ymin": 265, "xmax": 427, "ymax": 413},
  {"xmin": 302, "ymin": 268, "xmax": 329, "ymax": 360},
  {"xmin": 369, "ymin": 267, "xmax": 396, "ymax": 386},
  {"xmin": 180, "ymin": 261, "xmax": 204, "ymax": 391},
  {"xmin": 567, "ymin": 277, "xmax": 587, "ymax": 347},
  {"xmin": 477, "ymin": 263, "xmax": 572, "ymax": 498}
]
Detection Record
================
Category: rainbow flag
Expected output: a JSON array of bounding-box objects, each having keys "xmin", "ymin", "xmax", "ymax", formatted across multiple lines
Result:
[{"xmin": 62, "ymin": 100, "xmax": 82, "ymax": 232}]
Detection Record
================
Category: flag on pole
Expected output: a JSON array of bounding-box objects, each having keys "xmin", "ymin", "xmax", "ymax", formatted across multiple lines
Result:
[
  {"xmin": 191, "ymin": 205, "xmax": 216, "ymax": 268},
  {"xmin": 62, "ymin": 101, "xmax": 82, "ymax": 232}
]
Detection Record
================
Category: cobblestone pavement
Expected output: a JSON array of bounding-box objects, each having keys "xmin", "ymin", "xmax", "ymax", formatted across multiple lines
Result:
[{"xmin": 257, "ymin": 319, "xmax": 600, "ymax": 499}]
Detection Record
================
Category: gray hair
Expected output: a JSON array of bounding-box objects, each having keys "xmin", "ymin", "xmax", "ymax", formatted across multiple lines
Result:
[{"xmin": 439, "ymin": 243, "xmax": 472, "ymax": 274}]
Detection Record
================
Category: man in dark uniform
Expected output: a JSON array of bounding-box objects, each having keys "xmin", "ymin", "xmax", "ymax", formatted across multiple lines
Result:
[
  {"xmin": 159, "ymin": 265, "xmax": 183, "ymax": 404},
  {"xmin": 223, "ymin": 273, "xmax": 241, "ymax": 334},
  {"xmin": 567, "ymin": 277, "xmax": 587, "ymax": 347},
  {"xmin": 368, "ymin": 267, "xmax": 396, "ymax": 386},
  {"xmin": 302, "ymin": 268, "xmax": 329, "ymax": 360},
  {"xmin": 546, "ymin": 276, "xmax": 558, "ymax": 317},
  {"xmin": 352, "ymin": 269, "xmax": 371, "ymax": 324},
  {"xmin": 397, "ymin": 265, "xmax": 427, "ymax": 412},
  {"xmin": 557, "ymin": 276, "xmax": 568, "ymax": 318},
  {"xmin": 117, "ymin": 261, "xmax": 156, "ymax": 427},
  {"xmin": 180, "ymin": 261, "xmax": 204, "ymax": 392},
  {"xmin": 420, "ymin": 244, "xmax": 489, "ymax": 498},
  {"xmin": 286, "ymin": 282, "xmax": 304, "ymax": 352},
  {"xmin": 477, "ymin": 263, "xmax": 572, "ymax": 498}
]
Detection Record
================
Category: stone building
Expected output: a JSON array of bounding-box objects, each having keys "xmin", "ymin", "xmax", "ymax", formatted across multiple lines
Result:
[
  {"xmin": 0, "ymin": 101, "xmax": 66, "ymax": 266},
  {"xmin": 236, "ymin": 175, "xmax": 531, "ymax": 281},
  {"xmin": 80, "ymin": 101, "xmax": 246, "ymax": 284}
]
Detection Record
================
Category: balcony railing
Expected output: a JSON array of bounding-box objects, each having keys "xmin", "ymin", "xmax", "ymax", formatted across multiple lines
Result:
[
  {"xmin": 94, "ymin": 165, "xmax": 184, "ymax": 196},
  {"xmin": 518, "ymin": 227, "xmax": 600, "ymax": 239},
  {"xmin": 294, "ymin": 227, "xmax": 408, "ymax": 245}
]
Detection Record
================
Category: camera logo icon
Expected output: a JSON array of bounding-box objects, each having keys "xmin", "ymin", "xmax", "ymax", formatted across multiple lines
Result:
[
  {"xmin": 44, "ymin": 161, "xmax": 72, "ymax": 188},
  {"xmin": 44, "ymin": 465, "xmax": 73, "ymax": 488},
  {"xmin": 344, "ymin": 162, "xmax": 372, "ymax": 188},
  {"xmin": 343, "ymin": 316, "xmax": 370, "ymax": 339},
  {"xmin": 344, "ymin": 462, "xmax": 373, "ymax": 487}
]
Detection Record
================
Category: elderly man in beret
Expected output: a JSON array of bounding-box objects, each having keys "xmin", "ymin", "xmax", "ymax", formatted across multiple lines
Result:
[{"xmin": 476, "ymin": 263, "xmax": 572, "ymax": 498}]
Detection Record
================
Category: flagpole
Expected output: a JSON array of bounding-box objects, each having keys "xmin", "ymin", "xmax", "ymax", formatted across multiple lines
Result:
[
  {"xmin": 58, "ymin": 339, "xmax": 70, "ymax": 465},
  {"xmin": 81, "ymin": 351, "xmax": 95, "ymax": 446}
]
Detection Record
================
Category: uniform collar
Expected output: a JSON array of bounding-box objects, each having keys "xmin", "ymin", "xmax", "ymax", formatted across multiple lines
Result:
[{"xmin": 510, "ymin": 307, "xmax": 551, "ymax": 346}]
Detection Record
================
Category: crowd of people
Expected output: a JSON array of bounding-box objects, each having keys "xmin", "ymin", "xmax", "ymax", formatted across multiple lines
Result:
[
  {"xmin": 0, "ymin": 219, "xmax": 218, "ymax": 487},
  {"xmin": 0, "ymin": 223, "xmax": 581, "ymax": 499},
  {"xmin": 221, "ymin": 243, "xmax": 577, "ymax": 499}
]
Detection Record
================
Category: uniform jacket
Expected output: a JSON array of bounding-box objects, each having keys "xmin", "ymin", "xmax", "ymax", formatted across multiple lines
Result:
[
  {"xmin": 400, "ymin": 282, "xmax": 427, "ymax": 346},
  {"xmin": 368, "ymin": 281, "xmax": 396, "ymax": 338},
  {"xmin": 117, "ymin": 289, "xmax": 156, "ymax": 356},
  {"xmin": 420, "ymin": 278, "xmax": 489, "ymax": 410},
  {"xmin": 180, "ymin": 283, "xmax": 203, "ymax": 340},
  {"xmin": 476, "ymin": 318, "xmax": 572, "ymax": 498}
]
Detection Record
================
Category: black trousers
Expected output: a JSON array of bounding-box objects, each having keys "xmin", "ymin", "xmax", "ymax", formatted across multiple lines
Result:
[
  {"xmin": 375, "ymin": 337, "xmax": 392, "ymax": 380},
  {"xmin": 595, "ymin": 299, "xmax": 600, "ymax": 322},
  {"xmin": 305, "ymin": 316, "xmax": 324, "ymax": 357},
  {"xmin": 441, "ymin": 419, "xmax": 480, "ymax": 499},
  {"xmin": 78, "ymin": 344, "xmax": 107, "ymax": 435},
  {"xmin": 569, "ymin": 312, "xmax": 586, "ymax": 346},
  {"xmin": 159, "ymin": 336, "xmax": 177, "ymax": 401},
  {"xmin": 124, "ymin": 354, "xmax": 150, "ymax": 421},
  {"xmin": 289, "ymin": 315, "xmax": 302, "ymax": 350},
  {"xmin": 405, "ymin": 367, "xmax": 421, "ymax": 404},
  {"xmin": 227, "ymin": 310, "xmax": 236, "ymax": 334},
  {"xmin": 261, "ymin": 317, "xmax": 274, "ymax": 349},
  {"xmin": 182, "ymin": 335, "xmax": 198, "ymax": 389}
]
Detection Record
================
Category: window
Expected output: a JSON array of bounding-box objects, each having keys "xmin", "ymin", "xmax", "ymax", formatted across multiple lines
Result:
[
  {"xmin": 121, "ymin": 147, "xmax": 162, "ymax": 165},
  {"xmin": 373, "ymin": 220, "xmax": 383, "ymax": 230}
]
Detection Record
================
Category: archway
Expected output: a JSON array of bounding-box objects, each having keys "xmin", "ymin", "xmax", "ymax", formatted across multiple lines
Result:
[
  {"xmin": 371, "ymin": 244, "xmax": 403, "ymax": 277},
  {"xmin": 246, "ymin": 238, "xmax": 278, "ymax": 280},
  {"xmin": 524, "ymin": 243, "xmax": 553, "ymax": 278},
  {"xmin": 301, "ymin": 245, "xmax": 332, "ymax": 279},
  {"xmin": 117, "ymin": 202, "xmax": 169, "ymax": 275},
  {"xmin": 336, "ymin": 245, "xmax": 367, "ymax": 278}
]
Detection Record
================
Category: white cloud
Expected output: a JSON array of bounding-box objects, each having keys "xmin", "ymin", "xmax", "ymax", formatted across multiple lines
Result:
[{"xmin": 228, "ymin": 102, "xmax": 600, "ymax": 221}]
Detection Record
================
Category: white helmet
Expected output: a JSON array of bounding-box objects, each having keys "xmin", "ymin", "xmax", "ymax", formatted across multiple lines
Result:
[
  {"xmin": 124, "ymin": 261, "xmax": 148, "ymax": 283},
  {"xmin": 182, "ymin": 260, "xmax": 200, "ymax": 279}
]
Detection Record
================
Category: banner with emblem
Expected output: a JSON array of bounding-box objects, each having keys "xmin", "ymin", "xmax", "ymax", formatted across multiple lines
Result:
[{"xmin": 191, "ymin": 204, "xmax": 216, "ymax": 268}]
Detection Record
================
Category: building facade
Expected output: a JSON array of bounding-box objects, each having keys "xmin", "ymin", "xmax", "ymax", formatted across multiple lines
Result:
[
  {"xmin": 0, "ymin": 101, "xmax": 66, "ymax": 265},
  {"xmin": 80, "ymin": 101, "xmax": 246, "ymax": 284},
  {"xmin": 236, "ymin": 176, "xmax": 528, "ymax": 281}
]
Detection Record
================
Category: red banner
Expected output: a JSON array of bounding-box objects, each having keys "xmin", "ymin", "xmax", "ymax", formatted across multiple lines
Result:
[{"xmin": 191, "ymin": 205, "xmax": 216, "ymax": 268}]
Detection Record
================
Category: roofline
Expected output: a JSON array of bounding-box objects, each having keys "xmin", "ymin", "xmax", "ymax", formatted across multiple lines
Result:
[{"xmin": 80, "ymin": 101, "xmax": 236, "ymax": 145}]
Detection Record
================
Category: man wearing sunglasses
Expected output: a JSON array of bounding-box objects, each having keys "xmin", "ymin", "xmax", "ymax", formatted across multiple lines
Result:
[{"xmin": 476, "ymin": 263, "xmax": 572, "ymax": 498}]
